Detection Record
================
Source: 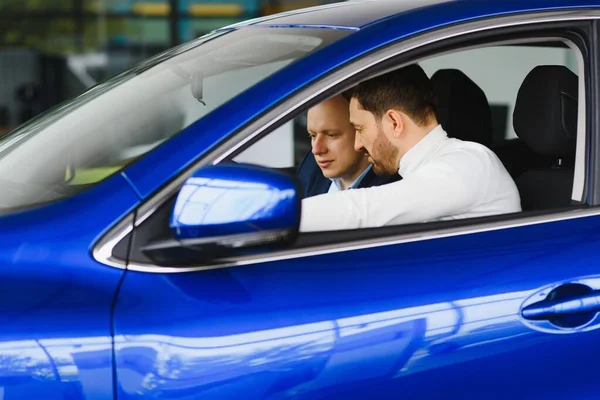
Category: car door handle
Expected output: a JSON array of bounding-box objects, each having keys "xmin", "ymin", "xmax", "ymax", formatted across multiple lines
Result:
[{"xmin": 522, "ymin": 292, "xmax": 600, "ymax": 321}]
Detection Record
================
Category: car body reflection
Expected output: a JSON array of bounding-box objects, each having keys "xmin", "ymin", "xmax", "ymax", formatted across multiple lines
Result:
[
  {"xmin": 0, "ymin": 336, "xmax": 112, "ymax": 399},
  {"xmin": 112, "ymin": 287, "xmax": 555, "ymax": 399},
  {"xmin": 0, "ymin": 282, "xmax": 594, "ymax": 398}
]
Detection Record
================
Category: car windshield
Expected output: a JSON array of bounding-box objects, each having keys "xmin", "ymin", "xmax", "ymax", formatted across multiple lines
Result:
[{"xmin": 0, "ymin": 27, "xmax": 349, "ymax": 212}]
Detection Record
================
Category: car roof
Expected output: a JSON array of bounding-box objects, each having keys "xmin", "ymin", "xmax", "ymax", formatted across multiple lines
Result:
[{"xmin": 225, "ymin": 0, "xmax": 600, "ymax": 30}]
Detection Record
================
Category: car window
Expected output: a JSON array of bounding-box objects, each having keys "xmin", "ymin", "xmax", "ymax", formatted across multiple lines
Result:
[
  {"xmin": 420, "ymin": 44, "xmax": 578, "ymax": 143},
  {"xmin": 233, "ymin": 38, "xmax": 586, "ymax": 210},
  {"xmin": 0, "ymin": 27, "xmax": 350, "ymax": 212},
  {"xmin": 120, "ymin": 22, "xmax": 592, "ymax": 269},
  {"xmin": 236, "ymin": 41, "xmax": 581, "ymax": 173}
]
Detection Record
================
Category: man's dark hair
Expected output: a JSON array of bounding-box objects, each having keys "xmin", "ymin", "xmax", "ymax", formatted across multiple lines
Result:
[{"xmin": 347, "ymin": 64, "xmax": 437, "ymax": 126}]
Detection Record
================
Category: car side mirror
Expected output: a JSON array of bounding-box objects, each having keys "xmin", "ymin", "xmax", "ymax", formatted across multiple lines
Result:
[{"xmin": 142, "ymin": 163, "xmax": 301, "ymax": 265}]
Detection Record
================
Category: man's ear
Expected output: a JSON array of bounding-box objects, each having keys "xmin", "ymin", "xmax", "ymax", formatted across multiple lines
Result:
[{"xmin": 385, "ymin": 109, "xmax": 405, "ymax": 139}]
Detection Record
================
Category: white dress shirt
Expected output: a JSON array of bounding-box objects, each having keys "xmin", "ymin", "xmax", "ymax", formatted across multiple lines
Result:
[{"xmin": 300, "ymin": 125, "xmax": 521, "ymax": 232}]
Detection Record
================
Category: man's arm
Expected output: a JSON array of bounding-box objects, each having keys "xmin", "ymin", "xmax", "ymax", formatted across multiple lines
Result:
[{"xmin": 299, "ymin": 158, "xmax": 479, "ymax": 232}]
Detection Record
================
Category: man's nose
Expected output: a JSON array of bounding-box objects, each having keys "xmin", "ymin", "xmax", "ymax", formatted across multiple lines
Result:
[
  {"xmin": 312, "ymin": 136, "xmax": 327, "ymax": 155},
  {"xmin": 354, "ymin": 133, "xmax": 365, "ymax": 153}
]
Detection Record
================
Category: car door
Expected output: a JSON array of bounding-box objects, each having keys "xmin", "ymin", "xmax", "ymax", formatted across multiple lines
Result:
[
  {"xmin": 108, "ymin": 10, "xmax": 600, "ymax": 400},
  {"xmin": 112, "ymin": 215, "xmax": 600, "ymax": 399}
]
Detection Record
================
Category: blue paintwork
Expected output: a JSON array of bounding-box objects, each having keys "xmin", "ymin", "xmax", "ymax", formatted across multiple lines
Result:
[
  {"xmin": 0, "ymin": 172, "xmax": 139, "ymax": 399},
  {"xmin": 243, "ymin": 0, "xmax": 453, "ymax": 30},
  {"xmin": 1, "ymin": 0, "xmax": 600, "ymax": 398},
  {"xmin": 171, "ymin": 164, "xmax": 299, "ymax": 239},
  {"xmin": 225, "ymin": 0, "xmax": 599, "ymax": 30},
  {"xmin": 114, "ymin": 215, "xmax": 600, "ymax": 399}
]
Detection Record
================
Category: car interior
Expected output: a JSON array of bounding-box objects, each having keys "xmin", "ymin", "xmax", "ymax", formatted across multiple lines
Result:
[
  {"xmin": 431, "ymin": 63, "xmax": 579, "ymax": 212},
  {"xmin": 289, "ymin": 60, "xmax": 581, "ymax": 214}
]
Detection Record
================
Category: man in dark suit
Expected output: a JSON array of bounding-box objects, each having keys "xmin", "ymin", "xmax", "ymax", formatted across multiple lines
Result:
[{"xmin": 297, "ymin": 95, "xmax": 400, "ymax": 198}]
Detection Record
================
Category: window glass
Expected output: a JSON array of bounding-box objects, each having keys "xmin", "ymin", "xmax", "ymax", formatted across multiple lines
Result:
[
  {"xmin": 0, "ymin": 27, "xmax": 349, "ymax": 212},
  {"xmin": 420, "ymin": 44, "xmax": 577, "ymax": 142},
  {"xmin": 236, "ymin": 42, "xmax": 579, "ymax": 171},
  {"xmin": 234, "ymin": 38, "xmax": 584, "ymax": 216},
  {"xmin": 233, "ymin": 114, "xmax": 309, "ymax": 169}
]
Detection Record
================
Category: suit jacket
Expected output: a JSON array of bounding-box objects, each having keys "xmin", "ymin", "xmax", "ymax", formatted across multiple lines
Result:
[{"xmin": 296, "ymin": 151, "xmax": 402, "ymax": 198}]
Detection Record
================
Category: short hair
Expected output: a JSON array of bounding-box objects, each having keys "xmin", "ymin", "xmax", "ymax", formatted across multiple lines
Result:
[{"xmin": 347, "ymin": 64, "xmax": 437, "ymax": 126}]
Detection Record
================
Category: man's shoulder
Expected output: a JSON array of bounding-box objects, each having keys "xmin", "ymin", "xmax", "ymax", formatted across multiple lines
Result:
[
  {"xmin": 438, "ymin": 138, "xmax": 502, "ymax": 165},
  {"xmin": 432, "ymin": 139, "xmax": 515, "ymax": 190},
  {"xmin": 297, "ymin": 151, "xmax": 320, "ymax": 177}
]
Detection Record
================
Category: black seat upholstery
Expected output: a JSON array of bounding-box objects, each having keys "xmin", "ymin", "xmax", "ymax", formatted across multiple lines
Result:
[
  {"xmin": 490, "ymin": 136, "xmax": 554, "ymax": 179},
  {"xmin": 513, "ymin": 65, "xmax": 578, "ymax": 211},
  {"xmin": 431, "ymin": 68, "xmax": 493, "ymax": 147}
]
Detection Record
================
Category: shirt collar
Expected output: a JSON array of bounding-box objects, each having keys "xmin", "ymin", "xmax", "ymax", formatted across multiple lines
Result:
[
  {"xmin": 330, "ymin": 163, "xmax": 373, "ymax": 191},
  {"xmin": 398, "ymin": 124, "xmax": 447, "ymax": 177}
]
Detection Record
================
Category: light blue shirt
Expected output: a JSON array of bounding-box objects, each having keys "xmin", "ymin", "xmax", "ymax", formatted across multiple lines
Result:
[{"xmin": 327, "ymin": 164, "xmax": 373, "ymax": 193}]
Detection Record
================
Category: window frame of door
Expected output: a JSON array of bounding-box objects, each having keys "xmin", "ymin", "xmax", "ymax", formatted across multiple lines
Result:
[{"xmin": 93, "ymin": 10, "xmax": 600, "ymax": 273}]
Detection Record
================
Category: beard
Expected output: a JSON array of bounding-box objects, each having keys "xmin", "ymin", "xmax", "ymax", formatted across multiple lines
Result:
[{"xmin": 368, "ymin": 128, "xmax": 399, "ymax": 175}]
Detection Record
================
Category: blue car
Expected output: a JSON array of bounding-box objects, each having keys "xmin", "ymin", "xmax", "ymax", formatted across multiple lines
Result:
[{"xmin": 2, "ymin": 0, "xmax": 600, "ymax": 398}]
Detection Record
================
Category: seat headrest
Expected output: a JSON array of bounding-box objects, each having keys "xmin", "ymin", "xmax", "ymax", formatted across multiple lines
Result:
[
  {"xmin": 431, "ymin": 69, "xmax": 493, "ymax": 147},
  {"xmin": 513, "ymin": 65, "xmax": 578, "ymax": 158}
]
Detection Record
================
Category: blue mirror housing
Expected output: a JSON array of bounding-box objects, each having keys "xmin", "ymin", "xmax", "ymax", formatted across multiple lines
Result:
[{"xmin": 170, "ymin": 163, "xmax": 300, "ymax": 250}]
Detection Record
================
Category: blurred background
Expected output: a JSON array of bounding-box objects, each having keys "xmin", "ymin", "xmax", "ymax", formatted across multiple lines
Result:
[{"xmin": 0, "ymin": 0, "xmax": 343, "ymax": 135}]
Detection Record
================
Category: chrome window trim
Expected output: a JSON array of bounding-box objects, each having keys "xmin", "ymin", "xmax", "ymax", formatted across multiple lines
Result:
[
  {"xmin": 571, "ymin": 37, "xmax": 588, "ymax": 202},
  {"xmin": 93, "ymin": 213, "xmax": 134, "ymax": 270},
  {"xmin": 92, "ymin": 9, "xmax": 600, "ymax": 273}
]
